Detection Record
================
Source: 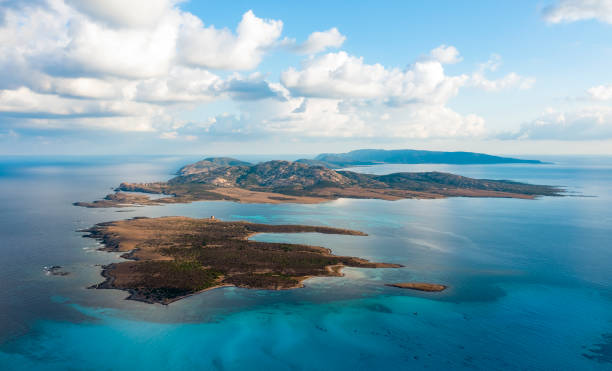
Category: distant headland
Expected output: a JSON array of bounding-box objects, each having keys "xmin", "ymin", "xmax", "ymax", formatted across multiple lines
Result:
[
  {"xmin": 297, "ymin": 149, "xmax": 543, "ymax": 168},
  {"xmin": 74, "ymin": 156, "xmax": 562, "ymax": 208}
]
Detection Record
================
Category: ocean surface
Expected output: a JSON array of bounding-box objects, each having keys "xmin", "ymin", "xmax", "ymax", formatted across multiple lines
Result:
[{"xmin": 0, "ymin": 155, "xmax": 611, "ymax": 370}]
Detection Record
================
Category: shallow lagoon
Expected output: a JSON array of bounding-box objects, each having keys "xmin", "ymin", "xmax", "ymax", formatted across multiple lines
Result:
[{"xmin": 0, "ymin": 155, "xmax": 611, "ymax": 370}]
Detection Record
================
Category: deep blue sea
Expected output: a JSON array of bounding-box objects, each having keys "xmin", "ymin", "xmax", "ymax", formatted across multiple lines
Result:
[{"xmin": 0, "ymin": 155, "xmax": 611, "ymax": 370}]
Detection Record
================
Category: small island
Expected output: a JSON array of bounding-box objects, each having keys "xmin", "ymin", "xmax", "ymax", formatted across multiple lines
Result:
[
  {"xmin": 83, "ymin": 216, "xmax": 401, "ymax": 304},
  {"xmin": 385, "ymin": 282, "xmax": 447, "ymax": 292},
  {"xmin": 74, "ymin": 158, "xmax": 563, "ymax": 208}
]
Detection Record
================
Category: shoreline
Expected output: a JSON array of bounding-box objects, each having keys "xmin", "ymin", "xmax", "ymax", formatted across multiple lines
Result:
[{"xmin": 74, "ymin": 184, "xmax": 554, "ymax": 209}]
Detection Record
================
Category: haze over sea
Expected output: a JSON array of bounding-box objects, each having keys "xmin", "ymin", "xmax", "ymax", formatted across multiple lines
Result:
[{"xmin": 0, "ymin": 155, "xmax": 611, "ymax": 370}]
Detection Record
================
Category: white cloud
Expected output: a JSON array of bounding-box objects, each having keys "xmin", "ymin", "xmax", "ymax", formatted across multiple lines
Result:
[
  {"xmin": 131, "ymin": 67, "xmax": 222, "ymax": 103},
  {"xmin": 270, "ymin": 46, "xmax": 487, "ymax": 139},
  {"xmin": 588, "ymin": 84, "xmax": 612, "ymax": 100},
  {"xmin": 0, "ymin": 1, "xmax": 287, "ymax": 133},
  {"xmin": 178, "ymin": 10, "xmax": 283, "ymax": 70},
  {"xmin": 470, "ymin": 54, "xmax": 534, "ymax": 91},
  {"xmin": 543, "ymin": 0, "xmax": 612, "ymax": 24},
  {"xmin": 225, "ymin": 96, "xmax": 486, "ymax": 139},
  {"xmin": 263, "ymin": 97, "xmax": 369, "ymax": 137},
  {"xmin": 281, "ymin": 50, "xmax": 468, "ymax": 103},
  {"xmin": 471, "ymin": 72, "xmax": 535, "ymax": 91},
  {"xmin": 478, "ymin": 53, "xmax": 502, "ymax": 72},
  {"xmin": 35, "ymin": 76, "xmax": 125, "ymax": 99},
  {"xmin": 61, "ymin": 11, "xmax": 181, "ymax": 79},
  {"xmin": 0, "ymin": 87, "xmax": 167, "ymax": 131},
  {"xmin": 501, "ymin": 107, "xmax": 612, "ymax": 140},
  {"xmin": 380, "ymin": 105, "xmax": 485, "ymax": 138},
  {"xmin": 294, "ymin": 28, "xmax": 346, "ymax": 55},
  {"xmin": 203, "ymin": 113, "xmax": 261, "ymax": 137},
  {"xmin": 0, "ymin": 3, "xmax": 523, "ymax": 142},
  {"xmin": 0, "ymin": 87, "xmax": 136, "ymax": 116},
  {"xmin": 0, "ymin": 0, "xmax": 181, "ymax": 80},
  {"xmin": 159, "ymin": 131, "xmax": 178, "ymax": 139},
  {"xmin": 65, "ymin": 0, "xmax": 176, "ymax": 28},
  {"xmin": 275, "ymin": 100, "xmax": 486, "ymax": 139},
  {"xmin": 429, "ymin": 45, "xmax": 462, "ymax": 64},
  {"xmin": 23, "ymin": 116, "xmax": 158, "ymax": 132}
]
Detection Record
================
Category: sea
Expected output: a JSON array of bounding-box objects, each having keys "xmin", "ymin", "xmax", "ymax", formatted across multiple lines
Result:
[{"xmin": 0, "ymin": 155, "xmax": 610, "ymax": 370}]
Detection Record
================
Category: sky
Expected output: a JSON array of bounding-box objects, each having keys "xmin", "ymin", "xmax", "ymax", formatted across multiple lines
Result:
[{"xmin": 1, "ymin": 0, "xmax": 612, "ymax": 156}]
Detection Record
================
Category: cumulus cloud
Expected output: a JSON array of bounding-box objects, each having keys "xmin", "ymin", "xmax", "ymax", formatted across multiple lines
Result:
[
  {"xmin": 60, "ymin": 13, "xmax": 181, "ymax": 79},
  {"xmin": 131, "ymin": 67, "xmax": 222, "ymax": 103},
  {"xmin": 471, "ymin": 72, "xmax": 534, "ymax": 91},
  {"xmin": 199, "ymin": 113, "xmax": 267, "ymax": 138},
  {"xmin": 0, "ymin": 87, "xmax": 146, "ymax": 117},
  {"xmin": 215, "ymin": 96, "xmax": 486, "ymax": 139},
  {"xmin": 543, "ymin": 0, "xmax": 612, "ymax": 24},
  {"xmin": 470, "ymin": 54, "xmax": 534, "ymax": 91},
  {"xmin": 269, "ymin": 46, "xmax": 490, "ymax": 139},
  {"xmin": 65, "ymin": 0, "xmax": 176, "ymax": 28},
  {"xmin": 588, "ymin": 84, "xmax": 612, "ymax": 100},
  {"xmin": 0, "ymin": 1, "xmax": 285, "ymax": 132},
  {"xmin": 0, "ymin": 3, "xmax": 522, "ymax": 142},
  {"xmin": 263, "ymin": 97, "xmax": 370, "ymax": 137},
  {"xmin": 0, "ymin": 87, "xmax": 165, "ymax": 131},
  {"xmin": 209, "ymin": 46, "xmax": 487, "ymax": 140},
  {"xmin": 270, "ymin": 99, "xmax": 485, "ymax": 139},
  {"xmin": 429, "ymin": 45, "xmax": 462, "ymax": 64},
  {"xmin": 178, "ymin": 10, "xmax": 283, "ymax": 70},
  {"xmin": 294, "ymin": 28, "xmax": 346, "ymax": 54},
  {"xmin": 281, "ymin": 50, "xmax": 469, "ymax": 103},
  {"xmin": 500, "ymin": 107, "xmax": 612, "ymax": 140},
  {"xmin": 380, "ymin": 105, "xmax": 486, "ymax": 138}
]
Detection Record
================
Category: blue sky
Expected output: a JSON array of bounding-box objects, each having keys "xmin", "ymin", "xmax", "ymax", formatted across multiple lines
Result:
[{"xmin": 1, "ymin": 0, "xmax": 612, "ymax": 155}]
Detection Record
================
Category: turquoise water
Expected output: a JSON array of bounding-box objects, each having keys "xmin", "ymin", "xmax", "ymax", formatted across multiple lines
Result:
[{"xmin": 0, "ymin": 156, "xmax": 611, "ymax": 370}]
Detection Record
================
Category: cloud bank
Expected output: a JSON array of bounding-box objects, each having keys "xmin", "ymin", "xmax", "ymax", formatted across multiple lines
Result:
[
  {"xmin": 500, "ymin": 107, "xmax": 612, "ymax": 140},
  {"xmin": 0, "ymin": 0, "xmax": 534, "ymax": 143},
  {"xmin": 543, "ymin": 0, "xmax": 612, "ymax": 24}
]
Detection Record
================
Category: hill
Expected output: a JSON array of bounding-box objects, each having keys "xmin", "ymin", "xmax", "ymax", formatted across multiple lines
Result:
[
  {"xmin": 177, "ymin": 157, "xmax": 252, "ymax": 176},
  {"xmin": 75, "ymin": 158, "xmax": 562, "ymax": 208}
]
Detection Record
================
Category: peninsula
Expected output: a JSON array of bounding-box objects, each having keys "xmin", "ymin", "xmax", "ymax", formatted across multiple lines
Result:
[
  {"xmin": 83, "ymin": 216, "xmax": 400, "ymax": 304},
  {"xmin": 74, "ymin": 158, "xmax": 562, "ymax": 208}
]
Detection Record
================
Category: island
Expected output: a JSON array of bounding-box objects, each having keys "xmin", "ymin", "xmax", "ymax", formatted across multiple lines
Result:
[
  {"xmin": 297, "ymin": 148, "xmax": 543, "ymax": 168},
  {"xmin": 82, "ymin": 216, "xmax": 402, "ymax": 304},
  {"xmin": 385, "ymin": 283, "xmax": 447, "ymax": 292},
  {"xmin": 74, "ymin": 158, "xmax": 562, "ymax": 208}
]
